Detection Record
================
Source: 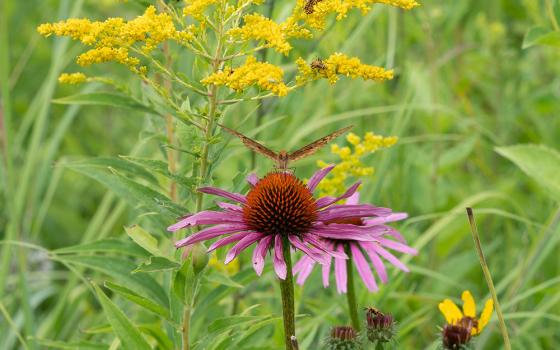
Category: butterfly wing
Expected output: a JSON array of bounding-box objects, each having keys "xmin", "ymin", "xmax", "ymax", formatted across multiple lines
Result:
[
  {"xmin": 288, "ymin": 125, "xmax": 353, "ymax": 161},
  {"xmin": 219, "ymin": 124, "xmax": 278, "ymax": 161}
]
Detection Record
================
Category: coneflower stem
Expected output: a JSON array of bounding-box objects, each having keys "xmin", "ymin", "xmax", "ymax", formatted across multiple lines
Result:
[
  {"xmin": 279, "ymin": 240, "xmax": 296, "ymax": 350},
  {"xmin": 345, "ymin": 245, "xmax": 361, "ymax": 331},
  {"xmin": 466, "ymin": 208, "xmax": 511, "ymax": 350}
]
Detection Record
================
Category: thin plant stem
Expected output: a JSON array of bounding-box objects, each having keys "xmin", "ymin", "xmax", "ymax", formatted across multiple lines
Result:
[
  {"xmin": 279, "ymin": 239, "xmax": 296, "ymax": 350},
  {"xmin": 345, "ymin": 244, "xmax": 361, "ymax": 330},
  {"xmin": 466, "ymin": 208, "xmax": 511, "ymax": 350}
]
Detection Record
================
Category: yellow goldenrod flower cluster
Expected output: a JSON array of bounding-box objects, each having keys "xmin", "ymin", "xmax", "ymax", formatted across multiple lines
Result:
[
  {"xmin": 183, "ymin": 0, "xmax": 221, "ymax": 21},
  {"xmin": 296, "ymin": 53, "xmax": 393, "ymax": 85},
  {"xmin": 294, "ymin": 0, "xmax": 419, "ymax": 30},
  {"xmin": 316, "ymin": 131, "xmax": 398, "ymax": 196},
  {"xmin": 228, "ymin": 13, "xmax": 311, "ymax": 55},
  {"xmin": 439, "ymin": 290, "xmax": 494, "ymax": 336},
  {"xmin": 208, "ymin": 252, "xmax": 240, "ymax": 275},
  {"xmin": 37, "ymin": 6, "xmax": 193, "ymax": 71},
  {"xmin": 201, "ymin": 56, "xmax": 288, "ymax": 96},
  {"xmin": 58, "ymin": 72, "xmax": 87, "ymax": 84}
]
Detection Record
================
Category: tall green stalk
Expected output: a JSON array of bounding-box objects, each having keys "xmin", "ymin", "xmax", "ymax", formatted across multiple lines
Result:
[
  {"xmin": 279, "ymin": 239, "xmax": 296, "ymax": 350},
  {"xmin": 466, "ymin": 208, "xmax": 511, "ymax": 350},
  {"xmin": 345, "ymin": 244, "xmax": 361, "ymax": 330}
]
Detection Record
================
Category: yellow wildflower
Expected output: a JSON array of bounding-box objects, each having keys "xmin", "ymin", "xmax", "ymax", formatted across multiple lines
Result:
[
  {"xmin": 58, "ymin": 72, "xmax": 87, "ymax": 84},
  {"xmin": 294, "ymin": 0, "xmax": 419, "ymax": 30},
  {"xmin": 183, "ymin": 0, "xmax": 220, "ymax": 21},
  {"xmin": 296, "ymin": 53, "xmax": 393, "ymax": 85},
  {"xmin": 229, "ymin": 13, "xmax": 311, "ymax": 55},
  {"xmin": 208, "ymin": 252, "xmax": 240, "ymax": 275},
  {"xmin": 37, "ymin": 6, "xmax": 193, "ymax": 70},
  {"xmin": 439, "ymin": 290, "xmax": 494, "ymax": 336},
  {"xmin": 201, "ymin": 56, "xmax": 288, "ymax": 96},
  {"xmin": 316, "ymin": 131, "xmax": 397, "ymax": 196}
]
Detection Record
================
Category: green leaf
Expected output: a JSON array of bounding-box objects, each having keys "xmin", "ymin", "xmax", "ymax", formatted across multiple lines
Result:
[
  {"xmin": 439, "ymin": 136, "xmax": 477, "ymax": 169},
  {"xmin": 34, "ymin": 339, "xmax": 108, "ymax": 349},
  {"xmin": 72, "ymin": 157, "xmax": 158, "ymax": 185},
  {"xmin": 133, "ymin": 256, "xmax": 181, "ymax": 273},
  {"xmin": 204, "ymin": 272, "xmax": 244, "ymax": 289},
  {"xmin": 172, "ymin": 258, "xmax": 195, "ymax": 304},
  {"xmin": 104, "ymin": 281, "xmax": 170, "ymax": 319},
  {"xmin": 522, "ymin": 26, "xmax": 560, "ymax": 49},
  {"xmin": 54, "ymin": 239, "xmax": 149, "ymax": 258},
  {"xmin": 64, "ymin": 161, "xmax": 185, "ymax": 218},
  {"xmin": 57, "ymin": 255, "xmax": 169, "ymax": 307},
  {"xmin": 53, "ymin": 92, "xmax": 159, "ymax": 115},
  {"xmin": 121, "ymin": 156, "xmax": 197, "ymax": 189},
  {"xmin": 93, "ymin": 284, "xmax": 152, "ymax": 350},
  {"xmin": 125, "ymin": 225, "xmax": 166, "ymax": 257},
  {"xmin": 208, "ymin": 315, "xmax": 271, "ymax": 334},
  {"xmin": 496, "ymin": 144, "xmax": 560, "ymax": 200}
]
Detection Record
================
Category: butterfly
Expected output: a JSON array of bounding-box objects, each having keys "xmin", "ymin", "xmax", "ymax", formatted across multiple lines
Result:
[{"xmin": 219, "ymin": 124, "xmax": 353, "ymax": 170}]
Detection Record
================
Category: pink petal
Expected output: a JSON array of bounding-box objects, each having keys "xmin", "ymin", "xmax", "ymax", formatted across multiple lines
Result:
[
  {"xmin": 322, "ymin": 258, "xmax": 331, "ymax": 287},
  {"xmin": 198, "ymin": 187, "xmax": 247, "ymax": 204},
  {"xmin": 378, "ymin": 237, "xmax": 418, "ymax": 255},
  {"xmin": 207, "ymin": 232, "xmax": 247, "ymax": 252},
  {"xmin": 334, "ymin": 245, "xmax": 347, "ymax": 294},
  {"xmin": 316, "ymin": 181, "xmax": 361, "ymax": 209},
  {"xmin": 363, "ymin": 212, "xmax": 408, "ymax": 225},
  {"xmin": 216, "ymin": 202, "xmax": 243, "ymax": 212},
  {"xmin": 225, "ymin": 232, "xmax": 266, "ymax": 264},
  {"xmin": 273, "ymin": 235, "xmax": 287, "ymax": 279},
  {"xmin": 346, "ymin": 192, "xmax": 360, "ymax": 205},
  {"xmin": 174, "ymin": 223, "xmax": 248, "ymax": 248},
  {"xmin": 359, "ymin": 241, "xmax": 387, "ymax": 283},
  {"xmin": 288, "ymin": 235, "xmax": 329, "ymax": 265},
  {"xmin": 318, "ymin": 205, "xmax": 392, "ymax": 222},
  {"xmin": 252, "ymin": 236, "xmax": 273, "ymax": 276},
  {"xmin": 350, "ymin": 243, "xmax": 378, "ymax": 292},
  {"xmin": 311, "ymin": 225, "xmax": 385, "ymax": 241},
  {"xmin": 293, "ymin": 256, "xmax": 315, "ymax": 285},
  {"xmin": 303, "ymin": 234, "xmax": 348, "ymax": 259},
  {"xmin": 307, "ymin": 164, "xmax": 335, "ymax": 192},
  {"xmin": 369, "ymin": 243, "xmax": 410, "ymax": 272},
  {"xmin": 167, "ymin": 211, "xmax": 244, "ymax": 231},
  {"xmin": 247, "ymin": 173, "xmax": 258, "ymax": 186}
]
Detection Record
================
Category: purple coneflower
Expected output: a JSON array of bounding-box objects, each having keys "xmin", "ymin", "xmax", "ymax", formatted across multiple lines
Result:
[
  {"xmin": 292, "ymin": 192, "xmax": 417, "ymax": 293},
  {"xmin": 167, "ymin": 165, "xmax": 397, "ymax": 349},
  {"xmin": 168, "ymin": 165, "xmax": 393, "ymax": 279}
]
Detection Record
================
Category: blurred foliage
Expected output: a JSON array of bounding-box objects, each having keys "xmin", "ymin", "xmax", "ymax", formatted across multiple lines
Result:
[{"xmin": 1, "ymin": 0, "xmax": 560, "ymax": 349}]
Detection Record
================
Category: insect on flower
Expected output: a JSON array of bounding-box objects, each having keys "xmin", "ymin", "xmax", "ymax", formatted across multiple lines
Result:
[
  {"xmin": 304, "ymin": 0, "xmax": 324, "ymax": 15},
  {"xmin": 219, "ymin": 124, "xmax": 352, "ymax": 170},
  {"xmin": 310, "ymin": 57, "xmax": 327, "ymax": 71}
]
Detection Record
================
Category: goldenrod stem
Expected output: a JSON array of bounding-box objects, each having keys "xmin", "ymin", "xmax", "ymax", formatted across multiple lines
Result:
[
  {"xmin": 345, "ymin": 244, "xmax": 361, "ymax": 330},
  {"xmin": 279, "ymin": 240, "xmax": 296, "ymax": 350},
  {"xmin": 466, "ymin": 208, "xmax": 511, "ymax": 350}
]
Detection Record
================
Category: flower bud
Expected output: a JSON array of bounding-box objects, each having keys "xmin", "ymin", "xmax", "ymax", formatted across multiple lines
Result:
[
  {"xmin": 365, "ymin": 307, "xmax": 396, "ymax": 344},
  {"xmin": 326, "ymin": 326, "xmax": 361, "ymax": 350},
  {"xmin": 186, "ymin": 243, "xmax": 208, "ymax": 274}
]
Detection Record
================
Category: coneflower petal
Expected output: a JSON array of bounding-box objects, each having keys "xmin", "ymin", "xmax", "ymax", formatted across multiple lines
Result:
[
  {"xmin": 312, "ymin": 227, "xmax": 382, "ymax": 241},
  {"xmin": 303, "ymin": 234, "xmax": 347, "ymax": 259},
  {"xmin": 174, "ymin": 223, "xmax": 248, "ymax": 248},
  {"xmin": 252, "ymin": 236, "xmax": 273, "ymax": 276},
  {"xmin": 207, "ymin": 232, "xmax": 248, "ymax": 252},
  {"xmin": 334, "ymin": 245, "xmax": 347, "ymax": 294},
  {"xmin": 377, "ymin": 237, "xmax": 417, "ymax": 255},
  {"xmin": 351, "ymin": 243, "xmax": 378, "ymax": 292},
  {"xmin": 345, "ymin": 192, "xmax": 360, "ymax": 205},
  {"xmin": 167, "ymin": 211, "xmax": 244, "ymax": 231},
  {"xmin": 216, "ymin": 202, "xmax": 243, "ymax": 212},
  {"xmin": 293, "ymin": 256, "xmax": 314, "ymax": 285},
  {"xmin": 198, "ymin": 187, "xmax": 247, "ymax": 204},
  {"xmin": 366, "ymin": 242, "xmax": 410, "ymax": 272},
  {"xmin": 363, "ymin": 212, "xmax": 408, "ymax": 225},
  {"xmin": 316, "ymin": 181, "xmax": 361, "ymax": 209},
  {"xmin": 246, "ymin": 173, "xmax": 258, "ymax": 186},
  {"xmin": 273, "ymin": 235, "xmax": 287, "ymax": 279},
  {"xmin": 322, "ymin": 258, "xmax": 331, "ymax": 287},
  {"xmin": 288, "ymin": 235, "xmax": 329, "ymax": 265},
  {"xmin": 225, "ymin": 232, "xmax": 266, "ymax": 264},
  {"xmin": 359, "ymin": 241, "xmax": 388, "ymax": 283},
  {"xmin": 318, "ymin": 205, "xmax": 391, "ymax": 221},
  {"xmin": 307, "ymin": 164, "xmax": 335, "ymax": 192}
]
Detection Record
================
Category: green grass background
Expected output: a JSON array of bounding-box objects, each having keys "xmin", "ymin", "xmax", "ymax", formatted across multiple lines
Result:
[{"xmin": 1, "ymin": 0, "xmax": 560, "ymax": 349}]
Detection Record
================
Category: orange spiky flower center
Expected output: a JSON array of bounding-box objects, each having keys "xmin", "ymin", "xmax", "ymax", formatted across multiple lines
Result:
[{"xmin": 243, "ymin": 172, "xmax": 318, "ymax": 236}]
